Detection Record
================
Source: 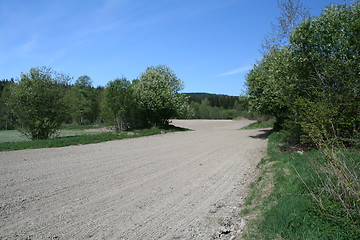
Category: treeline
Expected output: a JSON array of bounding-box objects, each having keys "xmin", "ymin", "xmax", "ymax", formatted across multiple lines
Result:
[
  {"xmin": 246, "ymin": 2, "xmax": 359, "ymax": 147},
  {"xmin": 0, "ymin": 65, "xmax": 191, "ymax": 139},
  {"xmin": 186, "ymin": 93, "xmax": 239, "ymax": 109},
  {"xmin": 185, "ymin": 93, "xmax": 263, "ymax": 120}
]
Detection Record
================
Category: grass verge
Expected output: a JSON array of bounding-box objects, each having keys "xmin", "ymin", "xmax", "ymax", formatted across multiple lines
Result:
[
  {"xmin": 0, "ymin": 125, "xmax": 188, "ymax": 152},
  {"xmin": 241, "ymin": 119, "xmax": 274, "ymax": 130},
  {"xmin": 240, "ymin": 131, "xmax": 360, "ymax": 240},
  {"xmin": 60, "ymin": 124, "xmax": 105, "ymax": 130}
]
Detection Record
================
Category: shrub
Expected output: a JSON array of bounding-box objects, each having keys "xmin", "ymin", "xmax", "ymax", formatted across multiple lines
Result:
[{"xmin": 7, "ymin": 67, "xmax": 70, "ymax": 139}]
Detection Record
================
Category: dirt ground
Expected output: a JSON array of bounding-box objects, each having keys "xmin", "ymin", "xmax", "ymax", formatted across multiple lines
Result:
[{"xmin": 0, "ymin": 120, "xmax": 268, "ymax": 239}]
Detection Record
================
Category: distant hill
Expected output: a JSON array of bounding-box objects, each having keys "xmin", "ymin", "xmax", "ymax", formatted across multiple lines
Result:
[{"xmin": 184, "ymin": 92, "xmax": 239, "ymax": 109}]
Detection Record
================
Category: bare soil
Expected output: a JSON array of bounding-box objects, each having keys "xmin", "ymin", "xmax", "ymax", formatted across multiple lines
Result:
[{"xmin": 0, "ymin": 120, "xmax": 268, "ymax": 239}]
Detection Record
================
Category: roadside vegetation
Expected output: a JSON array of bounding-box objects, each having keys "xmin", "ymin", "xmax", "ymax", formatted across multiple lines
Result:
[
  {"xmin": 241, "ymin": 131, "xmax": 360, "ymax": 239},
  {"xmin": 241, "ymin": 119, "xmax": 274, "ymax": 130},
  {"xmin": 0, "ymin": 126, "xmax": 187, "ymax": 151},
  {"xmin": 0, "ymin": 65, "xmax": 192, "ymax": 148},
  {"xmin": 241, "ymin": 1, "xmax": 359, "ymax": 239}
]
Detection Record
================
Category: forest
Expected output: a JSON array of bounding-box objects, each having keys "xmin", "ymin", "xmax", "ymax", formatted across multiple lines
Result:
[{"xmin": 185, "ymin": 92, "xmax": 259, "ymax": 120}]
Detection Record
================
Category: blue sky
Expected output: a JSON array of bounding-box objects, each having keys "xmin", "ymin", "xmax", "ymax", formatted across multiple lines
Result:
[{"xmin": 0, "ymin": 0, "xmax": 350, "ymax": 96}]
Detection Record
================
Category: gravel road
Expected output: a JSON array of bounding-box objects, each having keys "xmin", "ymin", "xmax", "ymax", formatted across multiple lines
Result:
[{"xmin": 0, "ymin": 120, "xmax": 268, "ymax": 239}]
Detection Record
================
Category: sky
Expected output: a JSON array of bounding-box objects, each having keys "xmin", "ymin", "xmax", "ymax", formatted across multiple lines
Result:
[{"xmin": 0, "ymin": 0, "xmax": 351, "ymax": 96}]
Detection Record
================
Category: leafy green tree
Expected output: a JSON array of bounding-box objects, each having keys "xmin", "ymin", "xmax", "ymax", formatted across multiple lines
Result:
[
  {"xmin": 246, "ymin": 47, "xmax": 296, "ymax": 126},
  {"xmin": 66, "ymin": 75, "xmax": 100, "ymax": 124},
  {"xmin": 7, "ymin": 67, "xmax": 71, "ymax": 139},
  {"xmin": 289, "ymin": 3, "xmax": 360, "ymax": 145},
  {"xmin": 247, "ymin": 2, "xmax": 359, "ymax": 145},
  {"xmin": 66, "ymin": 87, "xmax": 91, "ymax": 124},
  {"xmin": 133, "ymin": 65, "xmax": 190, "ymax": 126},
  {"xmin": 102, "ymin": 77, "xmax": 135, "ymax": 130},
  {"xmin": 0, "ymin": 79, "xmax": 16, "ymax": 130},
  {"xmin": 74, "ymin": 75, "xmax": 92, "ymax": 88}
]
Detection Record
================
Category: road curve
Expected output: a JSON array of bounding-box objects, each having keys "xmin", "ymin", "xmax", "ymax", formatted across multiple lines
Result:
[{"xmin": 0, "ymin": 120, "xmax": 268, "ymax": 239}]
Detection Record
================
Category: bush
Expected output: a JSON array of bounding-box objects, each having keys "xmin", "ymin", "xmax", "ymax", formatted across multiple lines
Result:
[{"xmin": 7, "ymin": 67, "xmax": 70, "ymax": 139}]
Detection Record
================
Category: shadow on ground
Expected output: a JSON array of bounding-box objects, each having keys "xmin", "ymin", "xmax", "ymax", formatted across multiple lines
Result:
[{"xmin": 249, "ymin": 129, "xmax": 272, "ymax": 140}]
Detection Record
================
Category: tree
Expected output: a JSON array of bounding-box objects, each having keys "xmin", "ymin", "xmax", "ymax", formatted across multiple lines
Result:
[
  {"xmin": 133, "ymin": 65, "xmax": 190, "ymax": 126},
  {"xmin": 290, "ymin": 2, "xmax": 360, "ymax": 145},
  {"xmin": 0, "ymin": 79, "xmax": 16, "ymax": 130},
  {"xmin": 102, "ymin": 77, "xmax": 134, "ymax": 131},
  {"xmin": 7, "ymin": 67, "xmax": 71, "ymax": 139},
  {"xmin": 247, "ymin": 2, "xmax": 360, "ymax": 145},
  {"xmin": 74, "ymin": 75, "xmax": 92, "ymax": 88},
  {"xmin": 262, "ymin": 0, "xmax": 310, "ymax": 53},
  {"xmin": 246, "ymin": 47, "xmax": 296, "ymax": 126},
  {"xmin": 67, "ymin": 75, "xmax": 100, "ymax": 124}
]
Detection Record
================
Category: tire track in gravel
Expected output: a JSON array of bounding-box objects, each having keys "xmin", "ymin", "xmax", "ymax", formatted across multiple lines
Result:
[{"xmin": 0, "ymin": 120, "xmax": 268, "ymax": 239}]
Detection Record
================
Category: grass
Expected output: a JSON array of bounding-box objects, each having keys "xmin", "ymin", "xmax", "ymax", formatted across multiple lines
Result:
[
  {"xmin": 0, "ymin": 125, "xmax": 189, "ymax": 151},
  {"xmin": 241, "ymin": 131, "xmax": 360, "ymax": 240},
  {"xmin": 0, "ymin": 130, "xmax": 29, "ymax": 143},
  {"xmin": 60, "ymin": 124, "xmax": 104, "ymax": 130},
  {"xmin": 0, "ymin": 129, "xmax": 102, "ymax": 143},
  {"xmin": 241, "ymin": 119, "xmax": 274, "ymax": 130}
]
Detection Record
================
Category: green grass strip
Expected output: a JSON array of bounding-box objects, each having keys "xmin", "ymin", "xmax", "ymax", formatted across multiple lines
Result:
[
  {"xmin": 60, "ymin": 124, "xmax": 105, "ymax": 130},
  {"xmin": 0, "ymin": 126, "xmax": 188, "ymax": 152}
]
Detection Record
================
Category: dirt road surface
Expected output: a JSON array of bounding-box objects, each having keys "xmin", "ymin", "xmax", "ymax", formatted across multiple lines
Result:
[{"xmin": 0, "ymin": 120, "xmax": 268, "ymax": 239}]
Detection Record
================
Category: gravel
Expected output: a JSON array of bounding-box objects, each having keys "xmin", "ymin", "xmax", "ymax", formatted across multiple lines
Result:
[{"xmin": 0, "ymin": 119, "xmax": 268, "ymax": 239}]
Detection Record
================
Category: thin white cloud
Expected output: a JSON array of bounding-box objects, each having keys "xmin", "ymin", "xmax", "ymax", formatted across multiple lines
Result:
[{"xmin": 215, "ymin": 65, "xmax": 252, "ymax": 77}]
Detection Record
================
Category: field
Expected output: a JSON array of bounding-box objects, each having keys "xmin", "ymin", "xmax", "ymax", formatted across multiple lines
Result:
[
  {"xmin": 0, "ymin": 129, "xmax": 102, "ymax": 143},
  {"xmin": 0, "ymin": 119, "xmax": 268, "ymax": 239},
  {"xmin": 0, "ymin": 126, "xmax": 187, "ymax": 151}
]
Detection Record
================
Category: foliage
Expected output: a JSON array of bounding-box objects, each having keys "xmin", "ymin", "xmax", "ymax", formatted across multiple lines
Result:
[
  {"xmin": 186, "ymin": 92, "xmax": 240, "ymax": 109},
  {"xmin": 0, "ymin": 79, "xmax": 16, "ymax": 130},
  {"xmin": 244, "ymin": 3, "xmax": 360, "ymax": 239},
  {"xmin": 65, "ymin": 75, "xmax": 101, "ymax": 125},
  {"xmin": 1, "ymin": 65, "xmax": 192, "ymax": 138},
  {"xmin": 74, "ymin": 75, "xmax": 92, "ymax": 88},
  {"xmin": 290, "ymin": 3, "xmax": 360, "ymax": 146},
  {"xmin": 102, "ymin": 77, "xmax": 136, "ymax": 130},
  {"xmin": 246, "ymin": 47, "xmax": 297, "ymax": 126},
  {"xmin": 186, "ymin": 94, "xmax": 264, "ymax": 120},
  {"xmin": 246, "ymin": 2, "xmax": 360, "ymax": 146},
  {"xmin": 6, "ymin": 67, "xmax": 71, "ymax": 140},
  {"xmin": 133, "ymin": 65, "xmax": 191, "ymax": 126},
  {"xmin": 189, "ymin": 100, "xmax": 238, "ymax": 119}
]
